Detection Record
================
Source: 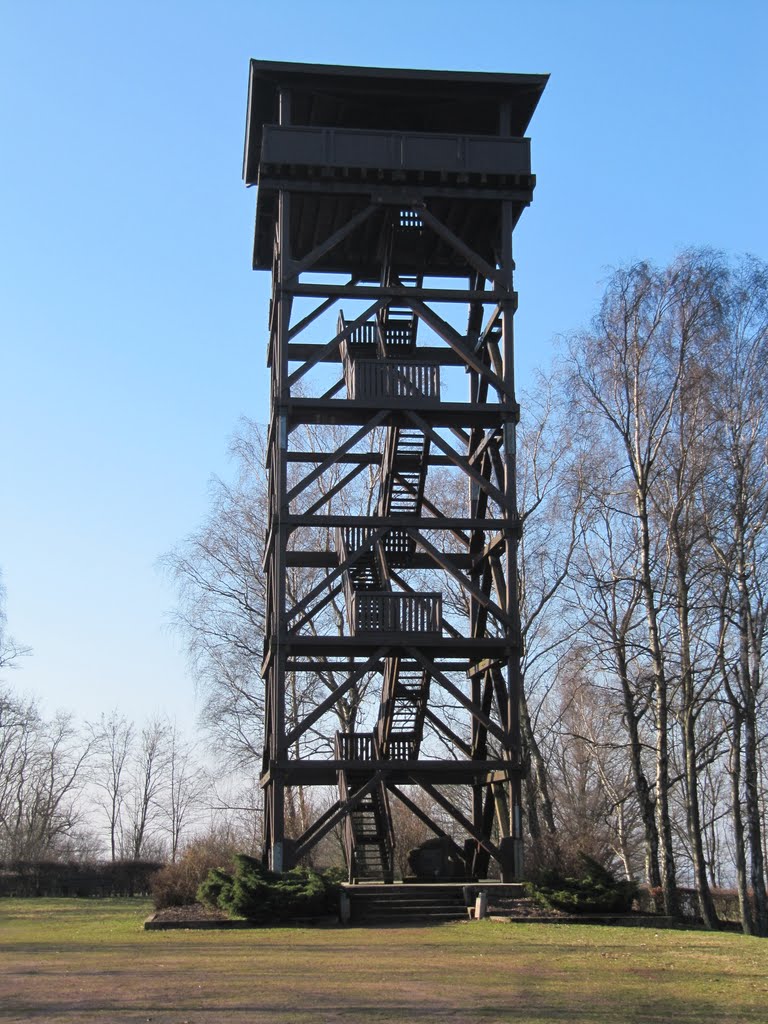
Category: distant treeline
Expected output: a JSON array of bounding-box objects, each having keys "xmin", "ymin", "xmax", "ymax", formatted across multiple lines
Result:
[{"xmin": 0, "ymin": 859, "xmax": 162, "ymax": 898}]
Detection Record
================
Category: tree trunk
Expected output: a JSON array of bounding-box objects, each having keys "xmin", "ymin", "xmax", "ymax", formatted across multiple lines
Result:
[
  {"xmin": 615, "ymin": 641, "xmax": 661, "ymax": 888},
  {"xmin": 744, "ymin": 709, "xmax": 768, "ymax": 935},
  {"xmin": 637, "ymin": 489, "xmax": 679, "ymax": 916},
  {"xmin": 682, "ymin": 708, "xmax": 719, "ymax": 927},
  {"xmin": 727, "ymin": 707, "xmax": 754, "ymax": 935},
  {"xmin": 520, "ymin": 694, "xmax": 557, "ymax": 836},
  {"xmin": 674, "ymin": 534, "xmax": 719, "ymax": 928}
]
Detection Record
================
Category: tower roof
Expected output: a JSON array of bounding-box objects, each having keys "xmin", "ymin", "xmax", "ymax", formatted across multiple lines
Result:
[{"xmin": 244, "ymin": 59, "xmax": 548, "ymax": 184}]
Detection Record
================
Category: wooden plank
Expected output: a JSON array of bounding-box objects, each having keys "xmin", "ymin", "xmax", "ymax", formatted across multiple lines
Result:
[
  {"xmin": 287, "ymin": 343, "xmax": 465, "ymax": 366},
  {"xmin": 286, "ymin": 514, "xmax": 506, "ymax": 530},
  {"xmin": 285, "ymin": 551, "xmax": 474, "ymax": 571},
  {"xmin": 288, "ymin": 283, "xmax": 503, "ymax": 303},
  {"xmin": 272, "ymin": 757, "xmax": 510, "ymax": 786},
  {"xmin": 256, "ymin": 175, "xmax": 534, "ymax": 204}
]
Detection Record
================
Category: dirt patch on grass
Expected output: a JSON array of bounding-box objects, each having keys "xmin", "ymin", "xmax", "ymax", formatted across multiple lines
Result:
[{"xmin": 149, "ymin": 903, "xmax": 231, "ymax": 924}]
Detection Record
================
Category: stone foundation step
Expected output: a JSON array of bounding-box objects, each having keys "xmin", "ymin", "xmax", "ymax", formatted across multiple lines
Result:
[
  {"xmin": 350, "ymin": 906, "xmax": 467, "ymax": 923},
  {"xmin": 343, "ymin": 883, "xmax": 471, "ymax": 924},
  {"xmin": 340, "ymin": 882, "xmax": 531, "ymax": 925}
]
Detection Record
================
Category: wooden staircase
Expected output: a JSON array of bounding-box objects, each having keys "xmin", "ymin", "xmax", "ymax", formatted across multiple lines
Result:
[
  {"xmin": 344, "ymin": 883, "xmax": 468, "ymax": 925},
  {"xmin": 336, "ymin": 733, "xmax": 394, "ymax": 884},
  {"xmin": 333, "ymin": 213, "xmax": 441, "ymax": 883}
]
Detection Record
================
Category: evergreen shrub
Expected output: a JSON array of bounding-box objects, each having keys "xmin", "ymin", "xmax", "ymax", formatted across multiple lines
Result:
[
  {"xmin": 527, "ymin": 854, "xmax": 638, "ymax": 914},
  {"xmin": 197, "ymin": 854, "xmax": 340, "ymax": 923}
]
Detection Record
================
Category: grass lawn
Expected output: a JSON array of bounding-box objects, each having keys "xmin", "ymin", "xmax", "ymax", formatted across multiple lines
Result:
[{"xmin": 0, "ymin": 899, "xmax": 766, "ymax": 1023}]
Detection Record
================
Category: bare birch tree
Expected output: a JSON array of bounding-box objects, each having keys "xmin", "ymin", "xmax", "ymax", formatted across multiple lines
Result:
[
  {"xmin": 568, "ymin": 259, "xmax": 683, "ymax": 914},
  {"xmin": 704, "ymin": 255, "xmax": 768, "ymax": 935}
]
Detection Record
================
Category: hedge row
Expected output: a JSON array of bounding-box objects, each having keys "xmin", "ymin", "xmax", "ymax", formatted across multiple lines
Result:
[
  {"xmin": 0, "ymin": 859, "xmax": 162, "ymax": 897},
  {"xmin": 635, "ymin": 885, "xmax": 760, "ymax": 923}
]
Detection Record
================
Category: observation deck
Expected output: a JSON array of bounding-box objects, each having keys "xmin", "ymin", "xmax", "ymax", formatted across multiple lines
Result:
[{"xmin": 244, "ymin": 60, "xmax": 548, "ymax": 274}]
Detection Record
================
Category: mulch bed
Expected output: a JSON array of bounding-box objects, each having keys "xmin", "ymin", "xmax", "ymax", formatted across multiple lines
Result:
[
  {"xmin": 144, "ymin": 903, "xmax": 338, "ymax": 930},
  {"xmin": 150, "ymin": 903, "xmax": 231, "ymax": 923},
  {"xmin": 486, "ymin": 897, "xmax": 677, "ymax": 927},
  {"xmin": 145, "ymin": 899, "xmax": 674, "ymax": 930},
  {"xmin": 144, "ymin": 903, "xmax": 250, "ymax": 930},
  {"xmin": 486, "ymin": 896, "xmax": 571, "ymax": 919}
]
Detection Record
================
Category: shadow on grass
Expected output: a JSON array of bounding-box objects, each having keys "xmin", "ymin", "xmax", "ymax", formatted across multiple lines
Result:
[{"xmin": 3, "ymin": 995, "xmax": 766, "ymax": 1023}]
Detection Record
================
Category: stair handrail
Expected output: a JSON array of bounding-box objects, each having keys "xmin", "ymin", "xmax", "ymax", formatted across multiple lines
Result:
[
  {"xmin": 376, "ymin": 654, "xmax": 400, "ymax": 754},
  {"xmin": 335, "ymin": 734, "xmax": 357, "ymax": 881},
  {"xmin": 372, "ymin": 734, "xmax": 396, "ymax": 870}
]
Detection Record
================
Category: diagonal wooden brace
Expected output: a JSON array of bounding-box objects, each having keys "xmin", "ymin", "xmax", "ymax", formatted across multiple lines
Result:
[
  {"xmin": 404, "ymin": 526, "xmax": 514, "ymax": 629},
  {"xmin": 286, "ymin": 411, "xmax": 388, "ymax": 504},
  {"xmin": 407, "ymin": 298, "xmax": 512, "ymax": 400},
  {"xmin": 285, "ymin": 205, "xmax": 377, "ymax": 282},
  {"xmin": 293, "ymin": 770, "xmax": 387, "ymax": 861},
  {"xmin": 406, "ymin": 647, "xmax": 507, "ymax": 746},
  {"xmin": 414, "ymin": 777, "xmax": 502, "ymax": 862},
  {"xmin": 287, "ymin": 300, "xmax": 387, "ymax": 388},
  {"xmin": 388, "ymin": 784, "xmax": 465, "ymax": 859},
  {"xmin": 281, "ymin": 648, "xmax": 388, "ymax": 752},
  {"xmin": 286, "ymin": 526, "xmax": 386, "ymax": 622},
  {"xmin": 289, "ymin": 581, "xmax": 345, "ymax": 636},
  {"xmin": 406, "ymin": 411, "xmax": 515, "ymax": 514},
  {"xmin": 416, "ymin": 206, "xmax": 507, "ymax": 290}
]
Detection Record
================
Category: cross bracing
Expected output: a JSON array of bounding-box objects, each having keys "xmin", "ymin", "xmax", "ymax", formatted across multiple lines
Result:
[{"xmin": 244, "ymin": 60, "xmax": 547, "ymax": 882}]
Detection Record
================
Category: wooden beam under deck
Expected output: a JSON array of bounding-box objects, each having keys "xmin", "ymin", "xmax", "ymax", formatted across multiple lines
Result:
[{"xmin": 262, "ymin": 757, "xmax": 521, "ymax": 787}]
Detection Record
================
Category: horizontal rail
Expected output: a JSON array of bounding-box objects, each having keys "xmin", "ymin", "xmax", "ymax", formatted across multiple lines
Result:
[{"xmin": 261, "ymin": 125, "xmax": 532, "ymax": 177}]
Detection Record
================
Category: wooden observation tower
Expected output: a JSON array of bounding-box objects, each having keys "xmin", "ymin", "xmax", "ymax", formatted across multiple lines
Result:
[{"xmin": 243, "ymin": 60, "xmax": 547, "ymax": 882}]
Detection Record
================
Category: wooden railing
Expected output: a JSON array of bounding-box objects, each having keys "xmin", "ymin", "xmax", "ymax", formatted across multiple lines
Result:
[
  {"xmin": 335, "ymin": 731, "xmax": 375, "ymax": 762},
  {"xmin": 347, "ymin": 359, "xmax": 439, "ymax": 400},
  {"xmin": 335, "ymin": 764, "xmax": 355, "ymax": 880},
  {"xmin": 260, "ymin": 125, "xmax": 533, "ymax": 179},
  {"xmin": 336, "ymin": 525, "xmax": 376, "ymax": 557},
  {"xmin": 351, "ymin": 592, "xmax": 442, "ymax": 636},
  {"xmin": 335, "ymin": 732, "xmax": 395, "ymax": 882},
  {"xmin": 381, "ymin": 527, "xmax": 415, "ymax": 565},
  {"xmin": 387, "ymin": 734, "xmax": 415, "ymax": 761},
  {"xmin": 338, "ymin": 311, "xmax": 379, "ymax": 356}
]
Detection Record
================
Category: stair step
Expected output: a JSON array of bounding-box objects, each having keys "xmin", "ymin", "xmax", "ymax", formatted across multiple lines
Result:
[
  {"xmin": 355, "ymin": 902, "xmax": 464, "ymax": 911},
  {"xmin": 351, "ymin": 912, "xmax": 465, "ymax": 924}
]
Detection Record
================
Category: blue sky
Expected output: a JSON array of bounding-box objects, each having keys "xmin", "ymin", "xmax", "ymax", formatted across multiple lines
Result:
[{"xmin": 1, "ymin": 1, "xmax": 766, "ymax": 733}]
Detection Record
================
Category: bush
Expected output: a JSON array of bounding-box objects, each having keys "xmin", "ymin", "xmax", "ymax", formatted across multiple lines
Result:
[
  {"xmin": 197, "ymin": 853, "xmax": 340, "ymax": 923},
  {"xmin": 150, "ymin": 835, "xmax": 241, "ymax": 909},
  {"xmin": 527, "ymin": 853, "xmax": 638, "ymax": 915},
  {"xmin": 196, "ymin": 867, "xmax": 234, "ymax": 909},
  {"xmin": 0, "ymin": 859, "xmax": 161, "ymax": 898}
]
